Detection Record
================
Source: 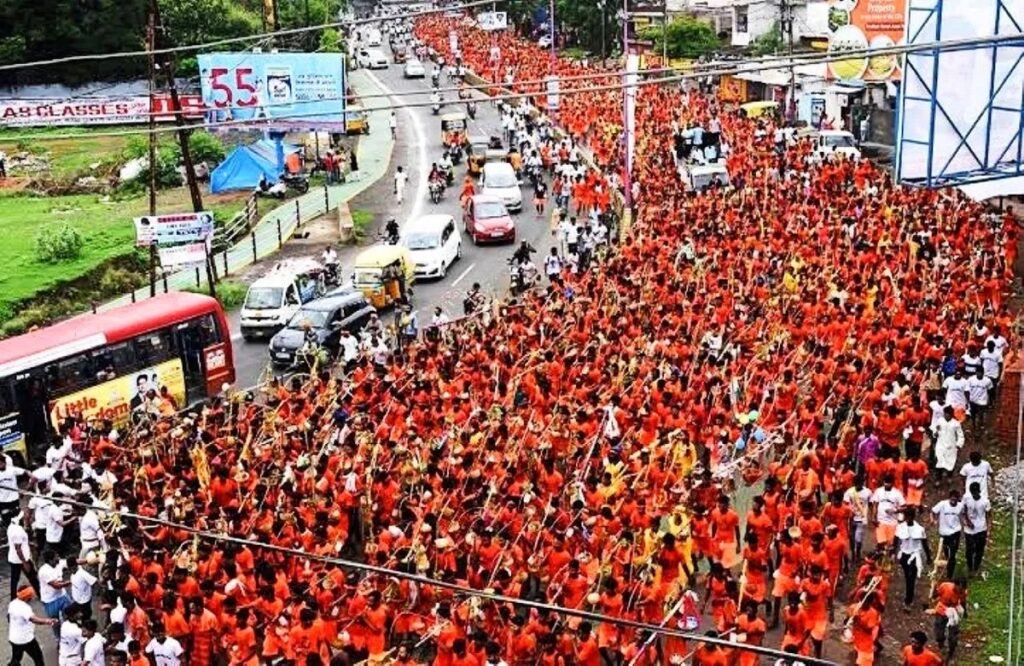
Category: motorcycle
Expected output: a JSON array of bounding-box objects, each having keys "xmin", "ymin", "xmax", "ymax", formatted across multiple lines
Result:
[
  {"xmin": 508, "ymin": 259, "xmax": 540, "ymax": 296},
  {"xmin": 467, "ymin": 100, "xmax": 477, "ymax": 120},
  {"xmin": 282, "ymin": 172, "xmax": 310, "ymax": 194},
  {"xmin": 447, "ymin": 144, "xmax": 463, "ymax": 165},
  {"xmin": 441, "ymin": 163, "xmax": 455, "ymax": 187},
  {"xmin": 324, "ymin": 263, "xmax": 340, "ymax": 286},
  {"xmin": 432, "ymin": 101, "xmax": 442, "ymax": 115},
  {"xmin": 429, "ymin": 178, "xmax": 444, "ymax": 204},
  {"xmin": 431, "ymin": 72, "xmax": 440, "ymax": 87}
]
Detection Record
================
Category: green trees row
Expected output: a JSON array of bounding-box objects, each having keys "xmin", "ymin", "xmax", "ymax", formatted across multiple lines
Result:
[{"xmin": 0, "ymin": 0, "xmax": 345, "ymax": 85}]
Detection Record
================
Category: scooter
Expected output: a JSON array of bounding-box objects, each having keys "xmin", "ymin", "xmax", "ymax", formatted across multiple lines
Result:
[
  {"xmin": 508, "ymin": 259, "xmax": 540, "ymax": 296},
  {"xmin": 447, "ymin": 144, "xmax": 463, "ymax": 165},
  {"xmin": 324, "ymin": 263, "xmax": 340, "ymax": 286},
  {"xmin": 429, "ymin": 178, "xmax": 444, "ymax": 204},
  {"xmin": 467, "ymin": 100, "xmax": 477, "ymax": 120}
]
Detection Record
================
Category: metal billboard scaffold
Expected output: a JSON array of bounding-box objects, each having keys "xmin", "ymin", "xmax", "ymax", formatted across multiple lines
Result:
[{"xmin": 896, "ymin": 0, "xmax": 1024, "ymax": 188}]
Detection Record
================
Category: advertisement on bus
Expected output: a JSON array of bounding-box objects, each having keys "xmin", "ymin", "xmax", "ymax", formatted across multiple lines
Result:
[
  {"xmin": 826, "ymin": 0, "xmax": 907, "ymax": 81},
  {"xmin": 48, "ymin": 359, "xmax": 186, "ymax": 427},
  {"xmin": 197, "ymin": 53, "xmax": 346, "ymax": 129}
]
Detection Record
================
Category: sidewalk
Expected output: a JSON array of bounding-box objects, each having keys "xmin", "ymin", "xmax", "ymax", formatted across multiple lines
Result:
[{"xmin": 101, "ymin": 69, "xmax": 394, "ymax": 311}]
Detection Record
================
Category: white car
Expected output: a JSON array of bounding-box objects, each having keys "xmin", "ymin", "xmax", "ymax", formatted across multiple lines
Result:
[
  {"xmin": 404, "ymin": 59, "xmax": 426, "ymax": 78},
  {"xmin": 816, "ymin": 130, "xmax": 862, "ymax": 159},
  {"xmin": 479, "ymin": 162, "xmax": 523, "ymax": 212},
  {"xmin": 681, "ymin": 163, "xmax": 730, "ymax": 192},
  {"xmin": 538, "ymin": 35, "xmax": 552, "ymax": 48},
  {"xmin": 356, "ymin": 48, "xmax": 388, "ymax": 69},
  {"xmin": 401, "ymin": 214, "xmax": 462, "ymax": 279}
]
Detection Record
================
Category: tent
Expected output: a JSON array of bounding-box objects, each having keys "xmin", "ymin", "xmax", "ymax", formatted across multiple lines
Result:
[{"xmin": 210, "ymin": 139, "xmax": 301, "ymax": 194}]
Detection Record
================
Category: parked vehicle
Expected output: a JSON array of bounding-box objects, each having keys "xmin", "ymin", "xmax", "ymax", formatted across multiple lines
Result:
[
  {"xmin": 463, "ymin": 195, "xmax": 515, "ymax": 244},
  {"xmin": 239, "ymin": 258, "xmax": 326, "ymax": 340},
  {"xmin": 345, "ymin": 107, "xmax": 370, "ymax": 135},
  {"xmin": 401, "ymin": 214, "xmax": 462, "ymax": 279},
  {"xmin": 680, "ymin": 163, "xmax": 731, "ymax": 192},
  {"xmin": 268, "ymin": 291, "xmax": 376, "ymax": 366}
]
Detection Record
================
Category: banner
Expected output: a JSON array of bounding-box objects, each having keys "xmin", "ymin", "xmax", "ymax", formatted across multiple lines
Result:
[
  {"xmin": 197, "ymin": 53, "xmax": 346, "ymax": 129},
  {"xmin": 545, "ymin": 76, "xmax": 560, "ymax": 112},
  {"xmin": 826, "ymin": 0, "xmax": 907, "ymax": 81},
  {"xmin": 49, "ymin": 359, "xmax": 186, "ymax": 427},
  {"xmin": 134, "ymin": 211, "xmax": 215, "ymax": 247},
  {"xmin": 0, "ymin": 95, "xmax": 204, "ymax": 128},
  {"xmin": 624, "ymin": 54, "xmax": 639, "ymax": 179},
  {"xmin": 478, "ymin": 11, "xmax": 508, "ymax": 30},
  {"xmin": 159, "ymin": 241, "xmax": 210, "ymax": 270}
]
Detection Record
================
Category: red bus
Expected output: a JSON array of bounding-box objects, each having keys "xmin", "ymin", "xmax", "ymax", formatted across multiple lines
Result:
[{"xmin": 0, "ymin": 292, "xmax": 235, "ymax": 463}]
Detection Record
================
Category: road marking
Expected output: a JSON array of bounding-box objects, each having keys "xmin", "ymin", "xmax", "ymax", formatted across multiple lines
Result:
[
  {"xmin": 451, "ymin": 263, "xmax": 476, "ymax": 287},
  {"xmin": 364, "ymin": 69, "xmax": 429, "ymax": 223}
]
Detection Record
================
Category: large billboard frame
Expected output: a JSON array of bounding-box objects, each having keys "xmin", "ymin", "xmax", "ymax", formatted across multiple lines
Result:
[{"xmin": 896, "ymin": 0, "xmax": 1024, "ymax": 188}]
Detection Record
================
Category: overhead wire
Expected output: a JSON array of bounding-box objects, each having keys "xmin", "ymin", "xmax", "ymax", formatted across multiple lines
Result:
[
  {"xmin": 5, "ymin": 30, "xmax": 1024, "ymax": 142},
  {"xmin": 0, "ymin": 0, "xmax": 502, "ymax": 73},
  {"xmin": 13, "ymin": 485, "xmax": 834, "ymax": 665}
]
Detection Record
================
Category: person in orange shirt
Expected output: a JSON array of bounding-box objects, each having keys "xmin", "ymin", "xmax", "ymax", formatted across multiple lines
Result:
[
  {"xmin": 574, "ymin": 622, "xmax": 601, "ymax": 666},
  {"xmin": 901, "ymin": 631, "xmax": 943, "ymax": 666},
  {"xmin": 288, "ymin": 608, "xmax": 328, "ymax": 664},
  {"xmin": 849, "ymin": 591, "xmax": 882, "ymax": 666},
  {"xmin": 734, "ymin": 601, "xmax": 766, "ymax": 666},
  {"xmin": 709, "ymin": 495, "xmax": 741, "ymax": 569},
  {"xmin": 361, "ymin": 590, "xmax": 389, "ymax": 657},
  {"xmin": 800, "ymin": 566, "xmax": 832, "ymax": 658},
  {"xmin": 779, "ymin": 592, "xmax": 810, "ymax": 656},
  {"xmin": 691, "ymin": 630, "xmax": 732, "ymax": 666},
  {"xmin": 451, "ymin": 638, "xmax": 480, "ymax": 666}
]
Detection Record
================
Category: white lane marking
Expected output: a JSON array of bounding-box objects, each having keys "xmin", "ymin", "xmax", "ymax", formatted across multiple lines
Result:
[
  {"xmin": 451, "ymin": 262, "xmax": 476, "ymax": 287},
  {"xmin": 363, "ymin": 69, "xmax": 429, "ymax": 223}
]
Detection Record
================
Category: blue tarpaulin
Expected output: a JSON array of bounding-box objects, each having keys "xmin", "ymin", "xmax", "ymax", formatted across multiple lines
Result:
[{"xmin": 210, "ymin": 139, "xmax": 301, "ymax": 193}]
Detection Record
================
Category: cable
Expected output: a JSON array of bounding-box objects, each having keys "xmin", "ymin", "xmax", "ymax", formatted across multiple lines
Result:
[
  {"xmin": 16, "ymin": 486, "xmax": 834, "ymax": 665},
  {"xmin": 0, "ymin": 0, "xmax": 501, "ymax": 73},
  {"xmin": 6, "ymin": 30, "xmax": 1024, "ymax": 142}
]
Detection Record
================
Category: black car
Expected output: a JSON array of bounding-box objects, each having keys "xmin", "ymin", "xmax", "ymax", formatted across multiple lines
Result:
[{"xmin": 268, "ymin": 291, "xmax": 375, "ymax": 366}]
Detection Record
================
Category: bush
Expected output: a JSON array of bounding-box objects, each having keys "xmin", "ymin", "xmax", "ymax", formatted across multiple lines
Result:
[
  {"xmin": 186, "ymin": 280, "xmax": 247, "ymax": 310},
  {"xmin": 98, "ymin": 265, "xmax": 142, "ymax": 294},
  {"xmin": 187, "ymin": 131, "xmax": 226, "ymax": 166},
  {"xmin": 34, "ymin": 224, "xmax": 85, "ymax": 263}
]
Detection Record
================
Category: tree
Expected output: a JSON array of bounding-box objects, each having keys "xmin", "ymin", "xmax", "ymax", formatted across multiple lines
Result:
[
  {"xmin": 639, "ymin": 15, "xmax": 720, "ymax": 59},
  {"xmin": 159, "ymin": 0, "xmax": 262, "ymax": 55},
  {"xmin": 750, "ymin": 21, "xmax": 783, "ymax": 56},
  {"xmin": 318, "ymin": 28, "xmax": 344, "ymax": 53},
  {"xmin": 555, "ymin": 0, "xmax": 616, "ymax": 55}
]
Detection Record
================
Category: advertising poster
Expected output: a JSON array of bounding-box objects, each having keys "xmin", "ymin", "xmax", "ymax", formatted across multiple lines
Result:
[
  {"xmin": 826, "ymin": 0, "xmax": 906, "ymax": 81},
  {"xmin": 158, "ymin": 241, "xmax": 210, "ymax": 270},
  {"xmin": 49, "ymin": 360, "xmax": 186, "ymax": 427},
  {"xmin": 197, "ymin": 53, "xmax": 346, "ymax": 129},
  {"xmin": 134, "ymin": 211, "xmax": 214, "ymax": 247},
  {"xmin": 0, "ymin": 95, "xmax": 203, "ymax": 128},
  {"xmin": 478, "ymin": 11, "xmax": 508, "ymax": 30}
]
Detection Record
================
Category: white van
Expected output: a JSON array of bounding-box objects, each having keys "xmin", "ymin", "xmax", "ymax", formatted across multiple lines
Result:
[
  {"xmin": 239, "ymin": 259, "xmax": 325, "ymax": 340},
  {"xmin": 401, "ymin": 214, "xmax": 462, "ymax": 279},
  {"xmin": 681, "ymin": 163, "xmax": 730, "ymax": 192},
  {"xmin": 815, "ymin": 130, "xmax": 861, "ymax": 159},
  {"xmin": 480, "ymin": 162, "xmax": 522, "ymax": 212}
]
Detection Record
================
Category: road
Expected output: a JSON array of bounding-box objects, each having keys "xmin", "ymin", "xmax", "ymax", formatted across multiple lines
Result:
[{"xmin": 227, "ymin": 61, "xmax": 559, "ymax": 389}]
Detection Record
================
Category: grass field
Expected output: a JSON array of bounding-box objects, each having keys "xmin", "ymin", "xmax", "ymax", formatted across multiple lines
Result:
[
  {"xmin": 960, "ymin": 508, "xmax": 1019, "ymax": 664},
  {"xmin": 0, "ymin": 125, "xmax": 133, "ymax": 179}
]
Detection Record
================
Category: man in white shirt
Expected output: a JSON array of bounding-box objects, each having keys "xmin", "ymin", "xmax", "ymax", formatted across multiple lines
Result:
[
  {"xmin": 967, "ymin": 367, "xmax": 994, "ymax": 433},
  {"xmin": 59, "ymin": 607, "xmax": 85, "ymax": 666},
  {"xmin": 960, "ymin": 450, "xmax": 993, "ymax": 500},
  {"xmin": 543, "ymin": 247, "xmax": 562, "ymax": 283},
  {"xmin": 8, "ymin": 586, "xmax": 57, "ymax": 666},
  {"xmin": 7, "ymin": 512, "xmax": 38, "ymax": 599},
  {"xmin": 964, "ymin": 481, "xmax": 992, "ymax": 574},
  {"xmin": 38, "ymin": 549, "xmax": 71, "ymax": 626},
  {"xmin": 933, "ymin": 405, "xmax": 965, "ymax": 479},
  {"xmin": 0, "ymin": 456, "xmax": 26, "ymax": 531},
  {"xmin": 393, "ymin": 166, "xmax": 408, "ymax": 205},
  {"xmin": 942, "ymin": 369, "xmax": 969, "ymax": 412},
  {"xmin": 146, "ymin": 624, "xmax": 185, "ymax": 666},
  {"xmin": 82, "ymin": 620, "xmax": 105, "ymax": 666},
  {"xmin": 894, "ymin": 506, "xmax": 932, "ymax": 610},
  {"xmin": 43, "ymin": 498, "xmax": 73, "ymax": 551},
  {"xmin": 69, "ymin": 558, "xmax": 97, "ymax": 618},
  {"xmin": 870, "ymin": 474, "xmax": 905, "ymax": 546},
  {"xmin": 78, "ymin": 504, "xmax": 105, "ymax": 559},
  {"xmin": 980, "ymin": 339, "xmax": 1003, "ymax": 385},
  {"xmin": 931, "ymin": 488, "xmax": 965, "ymax": 579}
]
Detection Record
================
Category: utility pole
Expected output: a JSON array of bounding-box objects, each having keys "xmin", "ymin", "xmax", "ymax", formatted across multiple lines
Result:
[
  {"xmin": 781, "ymin": 0, "xmax": 796, "ymax": 122},
  {"xmin": 153, "ymin": 0, "xmax": 218, "ymax": 299},
  {"xmin": 147, "ymin": 0, "xmax": 158, "ymax": 297},
  {"xmin": 661, "ymin": 2, "xmax": 667, "ymax": 65}
]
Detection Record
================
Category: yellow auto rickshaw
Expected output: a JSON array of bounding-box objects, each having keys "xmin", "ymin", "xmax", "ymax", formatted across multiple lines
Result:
[
  {"xmin": 740, "ymin": 100, "xmax": 780, "ymax": 119},
  {"xmin": 345, "ymin": 106, "xmax": 370, "ymax": 135},
  {"xmin": 353, "ymin": 245, "xmax": 416, "ymax": 309},
  {"xmin": 466, "ymin": 135, "xmax": 491, "ymax": 176},
  {"xmin": 441, "ymin": 112, "xmax": 468, "ymax": 147}
]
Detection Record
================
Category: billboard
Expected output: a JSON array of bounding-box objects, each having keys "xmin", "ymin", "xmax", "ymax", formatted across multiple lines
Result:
[
  {"xmin": 478, "ymin": 11, "xmax": 508, "ymax": 30},
  {"xmin": 158, "ymin": 241, "xmax": 211, "ymax": 270},
  {"xmin": 197, "ymin": 53, "xmax": 346, "ymax": 129},
  {"xmin": 49, "ymin": 359, "xmax": 186, "ymax": 427},
  {"xmin": 825, "ymin": 0, "xmax": 906, "ymax": 81},
  {"xmin": 0, "ymin": 95, "xmax": 204, "ymax": 128},
  {"xmin": 134, "ymin": 211, "xmax": 214, "ymax": 247}
]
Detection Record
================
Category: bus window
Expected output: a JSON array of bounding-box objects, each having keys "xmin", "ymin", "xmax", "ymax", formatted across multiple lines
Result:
[
  {"xmin": 197, "ymin": 314, "xmax": 223, "ymax": 347},
  {"xmin": 91, "ymin": 341, "xmax": 134, "ymax": 381},
  {"xmin": 15, "ymin": 374, "xmax": 50, "ymax": 457},
  {"xmin": 46, "ymin": 353, "xmax": 94, "ymax": 394},
  {"xmin": 175, "ymin": 321, "xmax": 206, "ymax": 403},
  {"xmin": 134, "ymin": 330, "xmax": 174, "ymax": 368}
]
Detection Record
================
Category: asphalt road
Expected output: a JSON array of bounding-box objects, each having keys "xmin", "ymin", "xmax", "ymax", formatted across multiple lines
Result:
[{"xmin": 227, "ymin": 61, "xmax": 558, "ymax": 389}]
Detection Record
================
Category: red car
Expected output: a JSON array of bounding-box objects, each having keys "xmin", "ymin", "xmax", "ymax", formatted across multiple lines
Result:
[{"xmin": 463, "ymin": 195, "xmax": 516, "ymax": 244}]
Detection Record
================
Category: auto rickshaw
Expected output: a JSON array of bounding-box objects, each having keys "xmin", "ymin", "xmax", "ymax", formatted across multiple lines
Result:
[
  {"xmin": 441, "ymin": 112, "xmax": 468, "ymax": 147},
  {"xmin": 466, "ymin": 135, "xmax": 491, "ymax": 176},
  {"xmin": 345, "ymin": 106, "xmax": 370, "ymax": 135},
  {"xmin": 740, "ymin": 100, "xmax": 780, "ymax": 119},
  {"xmin": 352, "ymin": 245, "xmax": 416, "ymax": 309}
]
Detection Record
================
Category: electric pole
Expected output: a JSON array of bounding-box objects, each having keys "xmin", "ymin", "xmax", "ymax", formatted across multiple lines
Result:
[
  {"xmin": 147, "ymin": 0, "xmax": 158, "ymax": 297},
  {"xmin": 780, "ymin": 0, "xmax": 796, "ymax": 121}
]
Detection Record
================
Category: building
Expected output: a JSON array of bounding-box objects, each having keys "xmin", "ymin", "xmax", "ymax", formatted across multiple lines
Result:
[{"xmin": 730, "ymin": 0, "xmax": 830, "ymax": 47}]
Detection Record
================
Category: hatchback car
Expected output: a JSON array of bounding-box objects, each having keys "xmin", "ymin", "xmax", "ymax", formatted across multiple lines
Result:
[
  {"xmin": 463, "ymin": 195, "xmax": 515, "ymax": 244},
  {"xmin": 404, "ymin": 59, "xmax": 426, "ymax": 78},
  {"xmin": 268, "ymin": 291, "xmax": 375, "ymax": 366},
  {"xmin": 356, "ymin": 48, "xmax": 388, "ymax": 69}
]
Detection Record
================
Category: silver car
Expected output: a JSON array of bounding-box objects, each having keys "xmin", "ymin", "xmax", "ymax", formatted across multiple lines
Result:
[{"xmin": 404, "ymin": 59, "xmax": 426, "ymax": 78}]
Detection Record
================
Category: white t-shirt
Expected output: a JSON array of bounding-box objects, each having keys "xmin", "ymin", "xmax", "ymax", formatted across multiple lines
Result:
[
  {"xmin": 0, "ymin": 465, "xmax": 24, "ymax": 503},
  {"xmin": 980, "ymin": 348, "xmax": 1003, "ymax": 378},
  {"xmin": 942, "ymin": 376, "xmax": 969, "ymax": 408},
  {"xmin": 985, "ymin": 334, "xmax": 1009, "ymax": 356},
  {"xmin": 895, "ymin": 521, "xmax": 927, "ymax": 556},
  {"xmin": 44, "ymin": 502, "xmax": 67, "ymax": 543},
  {"xmin": 871, "ymin": 487, "xmax": 906, "ymax": 525},
  {"xmin": 28, "ymin": 496, "xmax": 50, "ymax": 530},
  {"xmin": 39, "ymin": 561, "xmax": 67, "ymax": 604},
  {"xmin": 843, "ymin": 487, "xmax": 871, "ymax": 523},
  {"xmin": 70, "ymin": 568, "xmax": 97, "ymax": 605},
  {"xmin": 83, "ymin": 633, "xmax": 106, "ymax": 666},
  {"xmin": 931, "ymin": 499, "xmax": 964, "ymax": 536},
  {"xmin": 968, "ymin": 375, "xmax": 993, "ymax": 406},
  {"xmin": 960, "ymin": 460, "xmax": 992, "ymax": 498},
  {"xmin": 7, "ymin": 598, "xmax": 36, "ymax": 644},
  {"xmin": 79, "ymin": 510, "xmax": 103, "ymax": 549},
  {"xmin": 964, "ymin": 496, "xmax": 991, "ymax": 534},
  {"xmin": 59, "ymin": 620, "xmax": 85, "ymax": 666},
  {"xmin": 7, "ymin": 523, "xmax": 29, "ymax": 564},
  {"xmin": 146, "ymin": 637, "xmax": 185, "ymax": 666}
]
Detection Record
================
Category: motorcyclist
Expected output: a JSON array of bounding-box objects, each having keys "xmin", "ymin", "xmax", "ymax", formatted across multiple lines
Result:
[
  {"xmin": 429, "ymin": 162, "xmax": 444, "ymax": 183},
  {"xmin": 512, "ymin": 239, "xmax": 536, "ymax": 265},
  {"xmin": 385, "ymin": 217, "xmax": 400, "ymax": 244},
  {"xmin": 322, "ymin": 245, "xmax": 339, "ymax": 268},
  {"xmin": 464, "ymin": 282, "xmax": 485, "ymax": 314},
  {"xmin": 459, "ymin": 175, "xmax": 476, "ymax": 207},
  {"xmin": 431, "ymin": 64, "xmax": 441, "ymax": 86}
]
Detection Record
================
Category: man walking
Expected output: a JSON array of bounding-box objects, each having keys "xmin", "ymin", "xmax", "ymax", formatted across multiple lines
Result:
[
  {"xmin": 394, "ymin": 166, "xmax": 408, "ymax": 205},
  {"xmin": 963, "ymin": 482, "xmax": 991, "ymax": 574},
  {"xmin": 931, "ymin": 488, "xmax": 965, "ymax": 578},
  {"xmin": 7, "ymin": 585, "xmax": 57, "ymax": 666}
]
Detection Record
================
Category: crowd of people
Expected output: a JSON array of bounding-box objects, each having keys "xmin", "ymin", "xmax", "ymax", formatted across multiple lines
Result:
[{"xmin": 2, "ymin": 11, "xmax": 1018, "ymax": 666}]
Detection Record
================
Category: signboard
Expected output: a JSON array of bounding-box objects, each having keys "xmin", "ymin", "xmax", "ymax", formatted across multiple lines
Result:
[
  {"xmin": 719, "ymin": 76, "xmax": 749, "ymax": 103},
  {"xmin": 159, "ymin": 241, "xmax": 210, "ymax": 270},
  {"xmin": 0, "ymin": 412, "xmax": 25, "ymax": 457},
  {"xmin": 49, "ymin": 360, "xmax": 186, "ymax": 427},
  {"xmin": 826, "ymin": 0, "xmax": 906, "ymax": 81},
  {"xmin": 197, "ymin": 53, "xmax": 346, "ymax": 129},
  {"xmin": 545, "ymin": 76, "xmax": 560, "ymax": 112},
  {"xmin": 134, "ymin": 212, "xmax": 215, "ymax": 247},
  {"xmin": 0, "ymin": 95, "xmax": 204, "ymax": 128},
  {"xmin": 478, "ymin": 11, "xmax": 508, "ymax": 30}
]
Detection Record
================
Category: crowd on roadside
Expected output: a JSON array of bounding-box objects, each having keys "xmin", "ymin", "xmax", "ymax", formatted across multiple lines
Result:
[{"xmin": 2, "ymin": 11, "xmax": 1018, "ymax": 666}]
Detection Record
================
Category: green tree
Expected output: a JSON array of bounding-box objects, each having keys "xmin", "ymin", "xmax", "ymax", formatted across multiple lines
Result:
[
  {"xmin": 555, "ymin": 0, "xmax": 616, "ymax": 56},
  {"xmin": 158, "ymin": 0, "xmax": 262, "ymax": 55},
  {"xmin": 639, "ymin": 15, "xmax": 720, "ymax": 59},
  {"xmin": 750, "ymin": 21, "xmax": 783, "ymax": 56},
  {"xmin": 318, "ymin": 28, "xmax": 344, "ymax": 53}
]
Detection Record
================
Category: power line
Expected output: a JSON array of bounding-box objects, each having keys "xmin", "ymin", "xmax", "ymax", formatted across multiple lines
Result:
[
  {"xmin": 5, "ymin": 30, "xmax": 1024, "ymax": 143},
  {"xmin": 0, "ymin": 0, "xmax": 501, "ymax": 73},
  {"xmin": 16, "ymin": 486, "xmax": 835, "ymax": 665}
]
